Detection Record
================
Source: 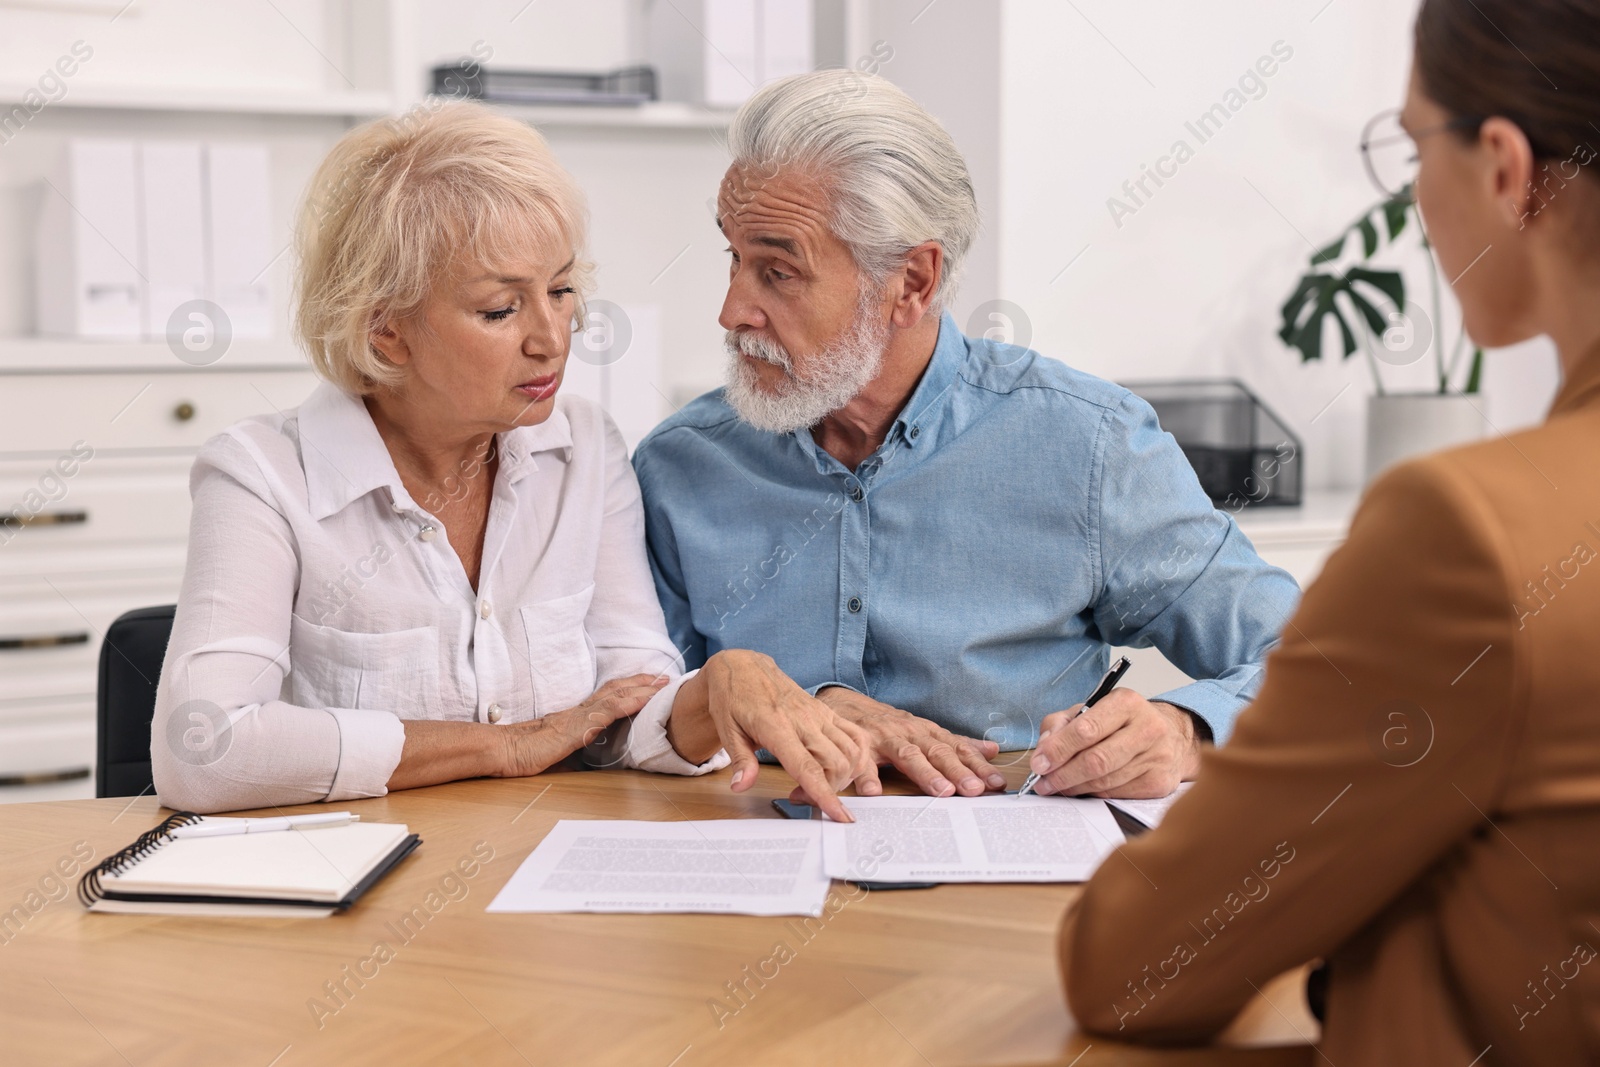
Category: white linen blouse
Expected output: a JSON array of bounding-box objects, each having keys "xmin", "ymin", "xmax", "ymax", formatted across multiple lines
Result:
[{"xmin": 150, "ymin": 381, "xmax": 726, "ymax": 813}]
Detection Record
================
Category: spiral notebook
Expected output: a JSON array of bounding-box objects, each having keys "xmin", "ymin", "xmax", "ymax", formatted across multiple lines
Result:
[{"xmin": 78, "ymin": 813, "xmax": 421, "ymax": 917}]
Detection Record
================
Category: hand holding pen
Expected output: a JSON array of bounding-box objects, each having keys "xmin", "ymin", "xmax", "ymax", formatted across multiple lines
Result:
[
  {"xmin": 1018, "ymin": 653, "xmax": 1204, "ymax": 800},
  {"xmin": 1017, "ymin": 657, "xmax": 1130, "ymax": 797}
]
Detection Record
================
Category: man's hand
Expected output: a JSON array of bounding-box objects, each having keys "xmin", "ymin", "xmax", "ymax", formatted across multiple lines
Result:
[
  {"xmin": 1029, "ymin": 690, "xmax": 1204, "ymax": 799},
  {"xmin": 800, "ymin": 687, "xmax": 1007, "ymax": 800},
  {"xmin": 697, "ymin": 652, "xmax": 874, "ymax": 824}
]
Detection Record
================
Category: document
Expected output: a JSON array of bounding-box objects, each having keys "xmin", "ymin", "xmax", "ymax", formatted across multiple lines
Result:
[
  {"xmin": 1106, "ymin": 782, "xmax": 1195, "ymax": 830},
  {"xmin": 821, "ymin": 796, "xmax": 1125, "ymax": 884},
  {"xmin": 487, "ymin": 819, "xmax": 831, "ymax": 916}
]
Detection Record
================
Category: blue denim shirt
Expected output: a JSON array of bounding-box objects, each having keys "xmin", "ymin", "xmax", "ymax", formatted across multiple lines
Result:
[{"xmin": 633, "ymin": 313, "xmax": 1299, "ymax": 746}]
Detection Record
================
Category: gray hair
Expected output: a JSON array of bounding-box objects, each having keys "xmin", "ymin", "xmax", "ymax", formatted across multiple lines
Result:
[{"xmin": 726, "ymin": 70, "xmax": 979, "ymax": 310}]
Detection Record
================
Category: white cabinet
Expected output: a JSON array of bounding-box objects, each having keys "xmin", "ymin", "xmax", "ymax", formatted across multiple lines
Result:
[{"xmin": 0, "ymin": 366, "xmax": 318, "ymax": 803}]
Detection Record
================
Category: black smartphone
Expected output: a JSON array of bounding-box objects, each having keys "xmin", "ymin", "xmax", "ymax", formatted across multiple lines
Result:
[
  {"xmin": 770, "ymin": 799, "xmax": 815, "ymax": 821},
  {"xmin": 769, "ymin": 799, "xmax": 937, "ymax": 891}
]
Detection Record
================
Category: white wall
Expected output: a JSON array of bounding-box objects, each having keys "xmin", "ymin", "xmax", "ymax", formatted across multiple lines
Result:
[
  {"xmin": 863, "ymin": 0, "xmax": 1002, "ymax": 330},
  {"xmin": 0, "ymin": 0, "xmax": 1565, "ymax": 473},
  {"xmin": 540, "ymin": 124, "xmax": 739, "ymax": 411},
  {"xmin": 994, "ymin": 0, "xmax": 1560, "ymax": 489}
]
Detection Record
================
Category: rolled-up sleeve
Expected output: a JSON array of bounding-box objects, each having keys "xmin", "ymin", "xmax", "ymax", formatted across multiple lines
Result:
[
  {"xmin": 150, "ymin": 433, "xmax": 405, "ymax": 814},
  {"xmin": 1091, "ymin": 394, "xmax": 1301, "ymax": 743}
]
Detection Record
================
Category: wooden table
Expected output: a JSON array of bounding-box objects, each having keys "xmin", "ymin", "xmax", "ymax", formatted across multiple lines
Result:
[{"xmin": 0, "ymin": 760, "xmax": 1317, "ymax": 1066}]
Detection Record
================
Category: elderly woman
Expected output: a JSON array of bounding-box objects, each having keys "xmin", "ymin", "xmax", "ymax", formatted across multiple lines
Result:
[{"xmin": 150, "ymin": 103, "xmax": 867, "ymax": 817}]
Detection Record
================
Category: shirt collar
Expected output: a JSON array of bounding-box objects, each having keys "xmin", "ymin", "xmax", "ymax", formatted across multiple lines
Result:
[
  {"xmin": 890, "ymin": 310, "xmax": 967, "ymax": 449},
  {"xmin": 297, "ymin": 382, "xmax": 407, "ymax": 520},
  {"xmin": 296, "ymin": 381, "xmax": 572, "ymax": 520},
  {"xmin": 1548, "ymin": 339, "xmax": 1600, "ymax": 419}
]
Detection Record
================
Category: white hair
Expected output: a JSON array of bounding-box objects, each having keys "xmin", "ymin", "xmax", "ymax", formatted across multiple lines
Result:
[{"xmin": 726, "ymin": 70, "xmax": 979, "ymax": 310}]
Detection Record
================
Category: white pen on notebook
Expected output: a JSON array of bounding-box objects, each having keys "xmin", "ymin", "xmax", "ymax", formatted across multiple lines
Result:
[
  {"xmin": 169, "ymin": 813, "xmax": 360, "ymax": 839},
  {"xmin": 1017, "ymin": 656, "xmax": 1133, "ymax": 798}
]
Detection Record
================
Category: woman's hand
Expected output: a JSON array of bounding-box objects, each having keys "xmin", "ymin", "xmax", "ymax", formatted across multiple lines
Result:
[
  {"xmin": 691, "ymin": 650, "xmax": 874, "ymax": 823},
  {"xmin": 497, "ymin": 674, "xmax": 665, "ymax": 779}
]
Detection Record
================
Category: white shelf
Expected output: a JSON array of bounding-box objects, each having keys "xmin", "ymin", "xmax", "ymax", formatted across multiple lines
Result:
[
  {"xmin": 0, "ymin": 84, "xmax": 729, "ymax": 127},
  {"xmin": 486, "ymin": 100, "xmax": 734, "ymax": 131},
  {"xmin": 0, "ymin": 337, "xmax": 313, "ymax": 373},
  {"xmin": 1233, "ymin": 489, "xmax": 1360, "ymax": 546},
  {"xmin": 0, "ymin": 83, "xmax": 393, "ymax": 118}
]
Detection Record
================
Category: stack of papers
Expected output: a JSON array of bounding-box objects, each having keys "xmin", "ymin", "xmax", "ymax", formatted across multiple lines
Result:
[
  {"xmin": 488, "ymin": 796, "xmax": 1129, "ymax": 915},
  {"xmin": 487, "ymin": 820, "xmax": 832, "ymax": 916},
  {"xmin": 822, "ymin": 795, "xmax": 1124, "ymax": 884}
]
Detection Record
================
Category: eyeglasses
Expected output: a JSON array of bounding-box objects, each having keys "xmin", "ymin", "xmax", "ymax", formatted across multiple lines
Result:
[{"xmin": 1360, "ymin": 108, "xmax": 1483, "ymax": 200}]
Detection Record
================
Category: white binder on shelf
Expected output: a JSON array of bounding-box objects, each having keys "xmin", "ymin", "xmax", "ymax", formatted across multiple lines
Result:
[
  {"xmin": 205, "ymin": 143, "xmax": 274, "ymax": 340},
  {"xmin": 760, "ymin": 0, "xmax": 815, "ymax": 85},
  {"xmin": 705, "ymin": 0, "xmax": 760, "ymax": 108},
  {"xmin": 36, "ymin": 139, "xmax": 144, "ymax": 339},
  {"xmin": 137, "ymin": 141, "xmax": 207, "ymax": 340},
  {"xmin": 649, "ymin": 0, "xmax": 814, "ymax": 108}
]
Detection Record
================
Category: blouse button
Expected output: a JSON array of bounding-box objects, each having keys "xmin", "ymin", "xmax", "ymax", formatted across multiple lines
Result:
[
  {"xmin": 479, "ymin": 600, "xmax": 493, "ymax": 619},
  {"xmin": 418, "ymin": 524, "xmax": 437, "ymax": 542},
  {"xmin": 486, "ymin": 703, "xmax": 503, "ymax": 724}
]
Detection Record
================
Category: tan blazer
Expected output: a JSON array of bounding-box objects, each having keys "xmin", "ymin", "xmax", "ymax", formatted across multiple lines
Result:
[{"xmin": 1061, "ymin": 344, "xmax": 1600, "ymax": 1065}]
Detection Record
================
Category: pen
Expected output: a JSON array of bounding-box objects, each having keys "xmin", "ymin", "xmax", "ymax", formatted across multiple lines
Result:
[
  {"xmin": 1017, "ymin": 656, "xmax": 1133, "ymax": 798},
  {"xmin": 168, "ymin": 812, "xmax": 360, "ymax": 839}
]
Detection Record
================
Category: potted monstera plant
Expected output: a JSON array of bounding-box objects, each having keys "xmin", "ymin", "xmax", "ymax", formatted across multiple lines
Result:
[{"xmin": 1278, "ymin": 188, "xmax": 1486, "ymax": 481}]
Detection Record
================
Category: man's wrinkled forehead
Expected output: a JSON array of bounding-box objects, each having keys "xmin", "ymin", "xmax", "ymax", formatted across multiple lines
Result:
[
  {"xmin": 716, "ymin": 160, "xmax": 832, "ymax": 225},
  {"xmin": 717, "ymin": 159, "xmax": 785, "ymax": 221},
  {"xmin": 715, "ymin": 161, "xmax": 836, "ymax": 256}
]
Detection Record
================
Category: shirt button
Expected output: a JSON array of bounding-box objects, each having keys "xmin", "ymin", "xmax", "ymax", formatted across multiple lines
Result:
[
  {"xmin": 418, "ymin": 524, "xmax": 437, "ymax": 542},
  {"xmin": 847, "ymin": 597, "xmax": 862, "ymax": 614},
  {"xmin": 850, "ymin": 486, "xmax": 864, "ymax": 502},
  {"xmin": 479, "ymin": 600, "xmax": 493, "ymax": 619},
  {"xmin": 486, "ymin": 703, "xmax": 503, "ymax": 724},
  {"xmin": 909, "ymin": 425, "xmax": 921, "ymax": 440}
]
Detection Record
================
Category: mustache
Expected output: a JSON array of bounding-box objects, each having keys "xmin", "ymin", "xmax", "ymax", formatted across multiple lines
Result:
[{"xmin": 725, "ymin": 329, "xmax": 793, "ymax": 372}]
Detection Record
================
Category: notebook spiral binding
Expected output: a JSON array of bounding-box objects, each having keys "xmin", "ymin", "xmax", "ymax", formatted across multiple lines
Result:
[{"xmin": 77, "ymin": 811, "xmax": 203, "ymax": 908}]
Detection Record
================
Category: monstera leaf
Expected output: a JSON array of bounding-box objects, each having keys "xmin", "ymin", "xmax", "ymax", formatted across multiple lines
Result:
[
  {"xmin": 1277, "ymin": 266, "xmax": 1406, "ymax": 363},
  {"xmin": 1277, "ymin": 191, "xmax": 1415, "ymax": 364},
  {"xmin": 1277, "ymin": 187, "xmax": 1483, "ymax": 393}
]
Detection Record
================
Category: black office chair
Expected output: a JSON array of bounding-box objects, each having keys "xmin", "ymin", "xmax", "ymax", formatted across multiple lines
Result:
[{"xmin": 95, "ymin": 605, "xmax": 175, "ymax": 798}]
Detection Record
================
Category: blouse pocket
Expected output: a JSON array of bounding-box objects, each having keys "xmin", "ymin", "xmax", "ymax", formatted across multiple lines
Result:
[
  {"xmin": 288, "ymin": 615, "xmax": 441, "ymax": 716},
  {"xmin": 520, "ymin": 584, "xmax": 598, "ymax": 715}
]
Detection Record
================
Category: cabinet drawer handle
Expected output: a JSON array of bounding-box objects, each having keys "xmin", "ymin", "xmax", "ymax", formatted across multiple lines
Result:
[
  {"xmin": 0, "ymin": 631, "xmax": 91, "ymax": 651},
  {"xmin": 0, "ymin": 767, "xmax": 91, "ymax": 788},
  {"xmin": 0, "ymin": 510, "xmax": 88, "ymax": 530},
  {"xmin": 173, "ymin": 401, "xmax": 196, "ymax": 422}
]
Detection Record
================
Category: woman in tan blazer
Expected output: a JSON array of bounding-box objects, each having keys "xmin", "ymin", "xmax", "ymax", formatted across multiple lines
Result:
[{"xmin": 1054, "ymin": 0, "xmax": 1600, "ymax": 1061}]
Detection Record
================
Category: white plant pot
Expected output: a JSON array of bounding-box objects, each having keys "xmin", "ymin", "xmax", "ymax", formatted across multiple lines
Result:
[{"xmin": 1365, "ymin": 392, "xmax": 1488, "ymax": 483}]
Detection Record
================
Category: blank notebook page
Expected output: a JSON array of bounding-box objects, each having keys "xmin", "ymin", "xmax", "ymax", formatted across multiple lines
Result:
[{"xmin": 102, "ymin": 823, "xmax": 411, "ymax": 902}]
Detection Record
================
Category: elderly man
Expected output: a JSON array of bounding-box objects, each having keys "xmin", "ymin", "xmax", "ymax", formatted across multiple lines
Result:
[{"xmin": 633, "ymin": 71, "xmax": 1299, "ymax": 801}]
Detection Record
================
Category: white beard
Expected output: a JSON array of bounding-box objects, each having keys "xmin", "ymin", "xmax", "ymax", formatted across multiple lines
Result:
[{"xmin": 723, "ymin": 295, "xmax": 890, "ymax": 434}]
